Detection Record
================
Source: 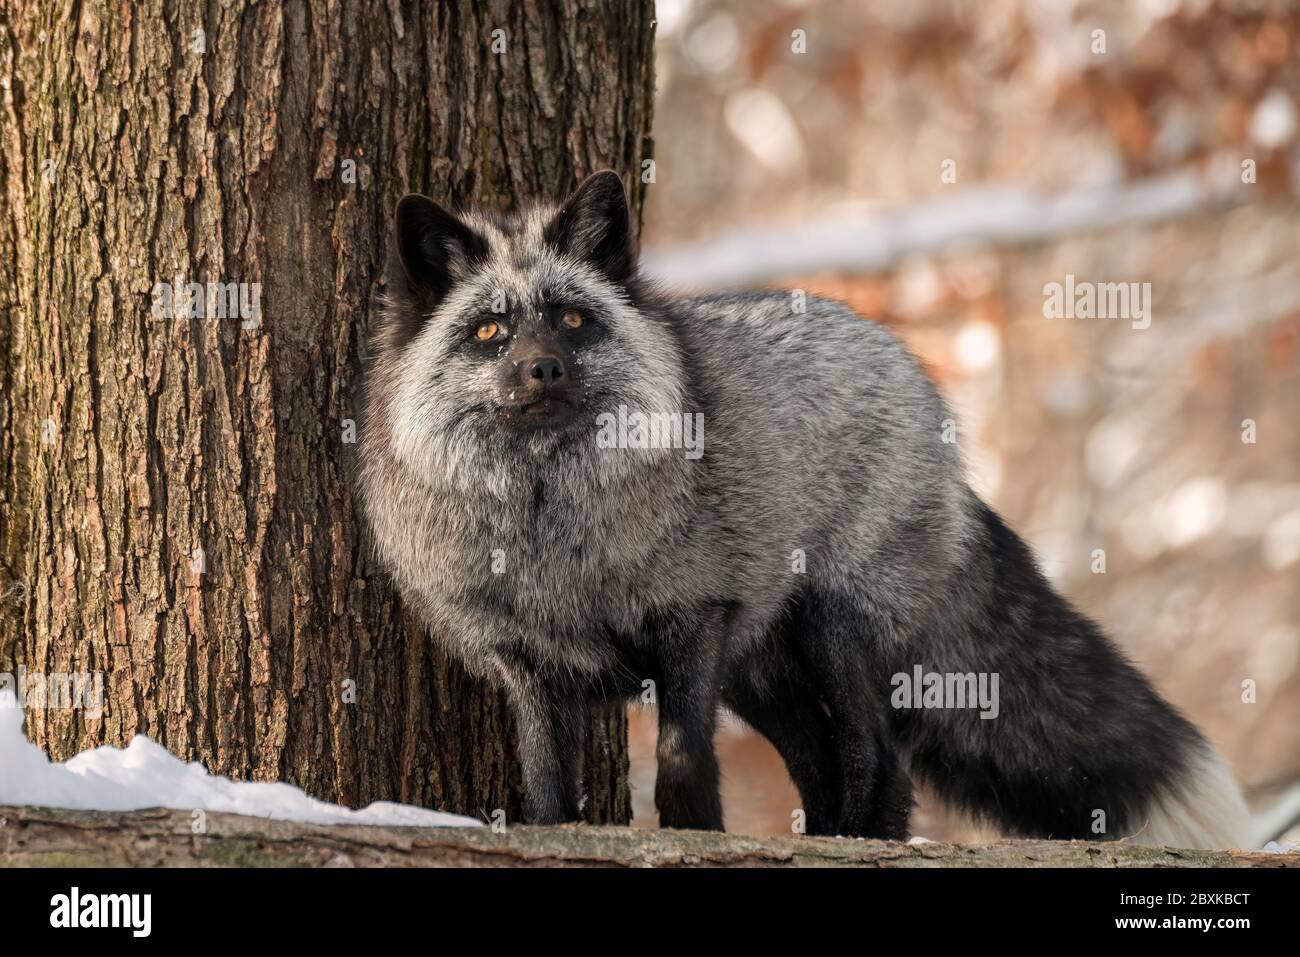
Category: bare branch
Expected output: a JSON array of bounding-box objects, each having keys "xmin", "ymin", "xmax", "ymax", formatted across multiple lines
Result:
[{"xmin": 642, "ymin": 156, "xmax": 1248, "ymax": 290}]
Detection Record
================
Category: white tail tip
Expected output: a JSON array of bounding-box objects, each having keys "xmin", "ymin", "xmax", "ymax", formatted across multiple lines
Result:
[{"xmin": 1127, "ymin": 747, "xmax": 1254, "ymax": 850}]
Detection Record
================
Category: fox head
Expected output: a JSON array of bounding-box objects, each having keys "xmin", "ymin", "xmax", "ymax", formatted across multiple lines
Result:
[{"xmin": 367, "ymin": 171, "xmax": 687, "ymax": 494}]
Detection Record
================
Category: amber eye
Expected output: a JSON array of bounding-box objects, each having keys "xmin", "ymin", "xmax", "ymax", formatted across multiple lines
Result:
[
  {"xmin": 560, "ymin": 309, "xmax": 584, "ymax": 330},
  {"xmin": 474, "ymin": 321, "xmax": 501, "ymax": 341}
]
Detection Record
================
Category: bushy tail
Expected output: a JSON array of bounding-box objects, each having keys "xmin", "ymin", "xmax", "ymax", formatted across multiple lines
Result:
[{"xmin": 890, "ymin": 498, "xmax": 1253, "ymax": 850}]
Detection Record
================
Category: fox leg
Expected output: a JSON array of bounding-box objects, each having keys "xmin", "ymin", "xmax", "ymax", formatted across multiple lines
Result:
[
  {"xmin": 786, "ymin": 589, "xmax": 914, "ymax": 839},
  {"xmin": 508, "ymin": 690, "xmax": 583, "ymax": 824},
  {"xmin": 549, "ymin": 692, "xmax": 589, "ymax": 819},
  {"xmin": 721, "ymin": 654, "xmax": 843, "ymax": 835},
  {"xmin": 494, "ymin": 648, "xmax": 586, "ymax": 825},
  {"xmin": 648, "ymin": 606, "xmax": 725, "ymax": 831}
]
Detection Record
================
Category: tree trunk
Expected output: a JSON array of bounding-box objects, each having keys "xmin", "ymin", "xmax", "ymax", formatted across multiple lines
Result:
[
  {"xmin": 0, "ymin": 0, "xmax": 654, "ymax": 825},
  {"xmin": 4, "ymin": 806, "xmax": 1297, "ymax": 868}
]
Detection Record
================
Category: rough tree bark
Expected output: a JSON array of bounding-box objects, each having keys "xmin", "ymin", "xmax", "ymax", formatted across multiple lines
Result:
[
  {"xmin": 4, "ymin": 806, "xmax": 1297, "ymax": 868},
  {"xmin": 0, "ymin": 0, "xmax": 655, "ymax": 823}
]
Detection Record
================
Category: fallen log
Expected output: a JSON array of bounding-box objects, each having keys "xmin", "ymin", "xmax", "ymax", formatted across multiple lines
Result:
[{"xmin": 1, "ymin": 805, "xmax": 1296, "ymax": 868}]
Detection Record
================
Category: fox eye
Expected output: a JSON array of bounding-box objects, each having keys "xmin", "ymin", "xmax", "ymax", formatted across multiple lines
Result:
[
  {"xmin": 474, "ymin": 320, "xmax": 504, "ymax": 341},
  {"xmin": 560, "ymin": 309, "xmax": 584, "ymax": 330}
]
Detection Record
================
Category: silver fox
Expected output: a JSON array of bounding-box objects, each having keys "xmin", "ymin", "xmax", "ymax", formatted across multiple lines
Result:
[{"xmin": 357, "ymin": 171, "xmax": 1252, "ymax": 848}]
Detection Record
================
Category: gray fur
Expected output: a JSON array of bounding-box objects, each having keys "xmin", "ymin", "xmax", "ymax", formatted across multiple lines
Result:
[{"xmin": 357, "ymin": 173, "xmax": 1249, "ymax": 845}]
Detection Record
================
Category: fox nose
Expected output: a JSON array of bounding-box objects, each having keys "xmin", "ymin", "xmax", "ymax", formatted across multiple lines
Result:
[{"xmin": 526, "ymin": 355, "xmax": 565, "ymax": 386}]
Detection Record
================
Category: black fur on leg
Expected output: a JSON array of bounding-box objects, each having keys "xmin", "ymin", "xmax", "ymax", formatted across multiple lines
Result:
[
  {"xmin": 721, "ymin": 644, "xmax": 844, "ymax": 836},
  {"xmin": 779, "ymin": 589, "xmax": 914, "ymax": 840},
  {"xmin": 492, "ymin": 643, "xmax": 587, "ymax": 825},
  {"xmin": 507, "ymin": 688, "xmax": 584, "ymax": 825},
  {"xmin": 645, "ymin": 606, "xmax": 725, "ymax": 831},
  {"xmin": 863, "ymin": 745, "xmax": 915, "ymax": 840}
]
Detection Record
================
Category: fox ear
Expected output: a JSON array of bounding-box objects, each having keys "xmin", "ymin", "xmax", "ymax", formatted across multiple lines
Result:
[
  {"xmin": 544, "ymin": 170, "xmax": 634, "ymax": 282},
  {"xmin": 393, "ymin": 194, "xmax": 488, "ymax": 304}
]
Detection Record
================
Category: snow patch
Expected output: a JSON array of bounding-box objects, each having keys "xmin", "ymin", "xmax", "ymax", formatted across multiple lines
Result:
[
  {"xmin": 1262, "ymin": 841, "xmax": 1300, "ymax": 854},
  {"xmin": 0, "ymin": 690, "xmax": 480, "ymax": 827}
]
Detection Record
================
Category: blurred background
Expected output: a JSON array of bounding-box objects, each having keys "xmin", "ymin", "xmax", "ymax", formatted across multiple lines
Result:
[{"xmin": 628, "ymin": 0, "xmax": 1300, "ymax": 843}]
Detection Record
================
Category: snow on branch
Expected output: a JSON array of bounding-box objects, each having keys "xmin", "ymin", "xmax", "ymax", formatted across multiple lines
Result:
[{"xmin": 641, "ymin": 156, "xmax": 1250, "ymax": 290}]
